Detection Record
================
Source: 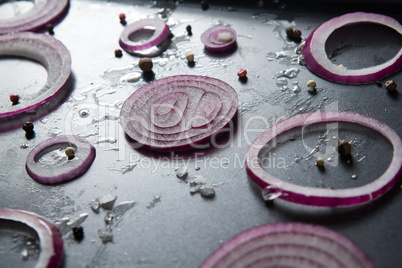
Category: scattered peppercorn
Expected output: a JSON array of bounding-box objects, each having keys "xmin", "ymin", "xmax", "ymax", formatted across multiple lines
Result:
[
  {"xmin": 186, "ymin": 53, "xmax": 194, "ymax": 63},
  {"xmin": 316, "ymin": 157, "xmax": 324, "ymax": 167},
  {"xmin": 292, "ymin": 29, "xmax": 302, "ymax": 40},
  {"xmin": 168, "ymin": 30, "xmax": 174, "ymax": 39},
  {"xmin": 186, "ymin": 25, "xmax": 192, "ymax": 36},
  {"xmin": 307, "ymin": 80, "xmax": 317, "ymax": 94},
  {"xmin": 23, "ymin": 122, "xmax": 35, "ymax": 140},
  {"xmin": 22, "ymin": 122, "xmax": 34, "ymax": 133},
  {"xmin": 385, "ymin": 80, "xmax": 397, "ymax": 92},
  {"xmin": 337, "ymin": 140, "xmax": 351, "ymax": 156},
  {"xmin": 114, "ymin": 49, "xmax": 122, "ymax": 58},
  {"xmin": 65, "ymin": 147, "xmax": 76, "ymax": 160},
  {"xmin": 119, "ymin": 13, "xmax": 126, "ymax": 25},
  {"xmin": 237, "ymin": 68, "xmax": 247, "ymax": 78},
  {"xmin": 139, "ymin": 58, "xmax": 153, "ymax": 72},
  {"xmin": 10, "ymin": 94, "xmax": 20, "ymax": 105},
  {"xmin": 285, "ymin": 27, "xmax": 294, "ymax": 39},
  {"xmin": 45, "ymin": 23, "xmax": 54, "ymax": 35},
  {"xmin": 201, "ymin": 0, "xmax": 209, "ymax": 10},
  {"xmin": 72, "ymin": 227, "xmax": 84, "ymax": 242}
]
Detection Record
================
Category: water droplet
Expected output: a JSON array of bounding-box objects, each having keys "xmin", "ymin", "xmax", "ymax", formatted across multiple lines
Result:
[
  {"xmin": 79, "ymin": 109, "xmax": 89, "ymax": 118},
  {"xmin": 20, "ymin": 144, "xmax": 29, "ymax": 149},
  {"xmin": 351, "ymin": 174, "xmax": 358, "ymax": 180},
  {"xmin": 261, "ymin": 185, "xmax": 282, "ymax": 201}
]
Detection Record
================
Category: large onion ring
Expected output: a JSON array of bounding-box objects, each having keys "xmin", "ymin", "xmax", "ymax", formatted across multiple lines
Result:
[
  {"xmin": 302, "ymin": 12, "xmax": 402, "ymax": 84},
  {"xmin": 0, "ymin": 209, "xmax": 63, "ymax": 268},
  {"xmin": 0, "ymin": 0, "xmax": 69, "ymax": 34},
  {"xmin": 119, "ymin": 18, "xmax": 170, "ymax": 52},
  {"xmin": 245, "ymin": 111, "xmax": 402, "ymax": 207},
  {"xmin": 0, "ymin": 32, "xmax": 71, "ymax": 129},
  {"xmin": 26, "ymin": 135, "xmax": 96, "ymax": 185},
  {"xmin": 120, "ymin": 75, "xmax": 238, "ymax": 151},
  {"xmin": 201, "ymin": 223, "xmax": 376, "ymax": 268}
]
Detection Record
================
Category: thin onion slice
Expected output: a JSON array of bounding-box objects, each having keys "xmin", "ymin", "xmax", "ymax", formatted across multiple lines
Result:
[
  {"xmin": 119, "ymin": 18, "xmax": 170, "ymax": 52},
  {"xmin": 201, "ymin": 26, "xmax": 237, "ymax": 52},
  {"xmin": 120, "ymin": 75, "xmax": 238, "ymax": 150},
  {"xmin": 0, "ymin": 209, "xmax": 63, "ymax": 268},
  {"xmin": 0, "ymin": 32, "xmax": 71, "ymax": 131},
  {"xmin": 0, "ymin": 0, "xmax": 69, "ymax": 34},
  {"xmin": 302, "ymin": 12, "xmax": 402, "ymax": 84},
  {"xmin": 201, "ymin": 223, "xmax": 376, "ymax": 268},
  {"xmin": 26, "ymin": 135, "xmax": 96, "ymax": 185},
  {"xmin": 245, "ymin": 111, "xmax": 402, "ymax": 207}
]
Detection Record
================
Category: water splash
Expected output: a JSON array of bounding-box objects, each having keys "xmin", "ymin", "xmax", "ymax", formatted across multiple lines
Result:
[{"xmin": 261, "ymin": 184, "xmax": 283, "ymax": 201}]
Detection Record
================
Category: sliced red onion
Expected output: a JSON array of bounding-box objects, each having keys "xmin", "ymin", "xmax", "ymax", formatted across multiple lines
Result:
[
  {"xmin": 246, "ymin": 111, "xmax": 402, "ymax": 207},
  {"xmin": 119, "ymin": 18, "xmax": 170, "ymax": 52},
  {"xmin": 302, "ymin": 12, "xmax": 402, "ymax": 84},
  {"xmin": 0, "ymin": 209, "xmax": 63, "ymax": 268},
  {"xmin": 0, "ymin": 32, "xmax": 71, "ymax": 130},
  {"xmin": 0, "ymin": 0, "xmax": 69, "ymax": 34},
  {"xmin": 26, "ymin": 135, "xmax": 96, "ymax": 185},
  {"xmin": 120, "ymin": 75, "xmax": 238, "ymax": 150},
  {"xmin": 201, "ymin": 223, "xmax": 376, "ymax": 268},
  {"xmin": 201, "ymin": 26, "xmax": 237, "ymax": 52}
]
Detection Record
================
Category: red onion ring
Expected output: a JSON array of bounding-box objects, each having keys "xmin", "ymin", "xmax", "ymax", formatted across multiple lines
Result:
[
  {"xmin": 0, "ymin": 32, "xmax": 71, "ymax": 128},
  {"xmin": 0, "ymin": 0, "xmax": 69, "ymax": 34},
  {"xmin": 302, "ymin": 12, "xmax": 402, "ymax": 84},
  {"xmin": 119, "ymin": 18, "xmax": 170, "ymax": 52},
  {"xmin": 26, "ymin": 135, "xmax": 96, "ymax": 185},
  {"xmin": 245, "ymin": 111, "xmax": 402, "ymax": 207},
  {"xmin": 201, "ymin": 223, "xmax": 376, "ymax": 268},
  {"xmin": 0, "ymin": 209, "xmax": 63, "ymax": 268},
  {"xmin": 120, "ymin": 75, "xmax": 238, "ymax": 150},
  {"xmin": 201, "ymin": 26, "xmax": 237, "ymax": 52}
]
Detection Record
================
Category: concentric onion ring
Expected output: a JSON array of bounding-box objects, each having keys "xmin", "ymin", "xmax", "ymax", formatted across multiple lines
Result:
[
  {"xmin": 201, "ymin": 223, "xmax": 376, "ymax": 268},
  {"xmin": 119, "ymin": 18, "xmax": 170, "ymax": 52},
  {"xmin": 120, "ymin": 75, "xmax": 238, "ymax": 150},
  {"xmin": 0, "ymin": 0, "xmax": 69, "ymax": 34},
  {"xmin": 245, "ymin": 111, "xmax": 402, "ymax": 207},
  {"xmin": 0, "ymin": 209, "xmax": 63, "ymax": 268},
  {"xmin": 0, "ymin": 32, "xmax": 71, "ymax": 130},
  {"xmin": 26, "ymin": 135, "xmax": 96, "ymax": 184},
  {"xmin": 302, "ymin": 12, "xmax": 402, "ymax": 84},
  {"xmin": 201, "ymin": 26, "xmax": 237, "ymax": 52}
]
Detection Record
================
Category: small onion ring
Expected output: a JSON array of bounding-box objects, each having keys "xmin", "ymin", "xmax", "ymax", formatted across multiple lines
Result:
[
  {"xmin": 119, "ymin": 18, "xmax": 170, "ymax": 52},
  {"xmin": 245, "ymin": 111, "xmax": 402, "ymax": 207},
  {"xmin": 201, "ymin": 223, "xmax": 376, "ymax": 268},
  {"xmin": 302, "ymin": 12, "xmax": 402, "ymax": 84},
  {"xmin": 201, "ymin": 26, "xmax": 237, "ymax": 52},
  {"xmin": 0, "ymin": 209, "xmax": 63, "ymax": 268},
  {"xmin": 26, "ymin": 135, "xmax": 96, "ymax": 185},
  {"xmin": 0, "ymin": 32, "xmax": 71, "ymax": 125},
  {"xmin": 0, "ymin": 0, "xmax": 69, "ymax": 34}
]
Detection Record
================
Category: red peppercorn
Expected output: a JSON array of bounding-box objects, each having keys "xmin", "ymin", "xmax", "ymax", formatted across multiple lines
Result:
[
  {"xmin": 237, "ymin": 68, "xmax": 247, "ymax": 78},
  {"xmin": 119, "ymin": 13, "xmax": 126, "ymax": 25},
  {"xmin": 10, "ymin": 94, "xmax": 20, "ymax": 105},
  {"xmin": 114, "ymin": 49, "xmax": 123, "ymax": 58}
]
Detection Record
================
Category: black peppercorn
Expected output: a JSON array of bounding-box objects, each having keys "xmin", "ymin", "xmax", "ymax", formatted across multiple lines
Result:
[
  {"xmin": 46, "ymin": 23, "xmax": 54, "ymax": 35},
  {"xmin": 72, "ymin": 227, "xmax": 84, "ymax": 241},
  {"xmin": 186, "ymin": 25, "xmax": 192, "ymax": 36},
  {"xmin": 22, "ymin": 122, "xmax": 34, "ymax": 133}
]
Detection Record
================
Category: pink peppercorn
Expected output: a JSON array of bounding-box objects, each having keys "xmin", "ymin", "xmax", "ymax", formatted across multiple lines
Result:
[{"xmin": 237, "ymin": 68, "xmax": 247, "ymax": 78}]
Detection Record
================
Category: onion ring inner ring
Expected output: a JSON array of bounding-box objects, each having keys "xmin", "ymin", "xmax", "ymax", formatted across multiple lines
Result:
[{"xmin": 245, "ymin": 111, "xmax": 402, "ymax": 207}]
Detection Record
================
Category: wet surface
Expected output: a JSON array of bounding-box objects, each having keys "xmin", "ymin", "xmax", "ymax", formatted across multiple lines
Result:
[{"xmin": 0, "ymin": 1, "xmax": 401, "ymax": 267}]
